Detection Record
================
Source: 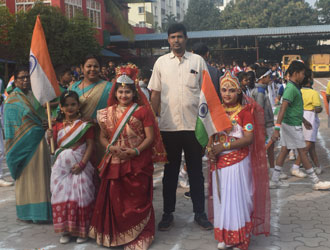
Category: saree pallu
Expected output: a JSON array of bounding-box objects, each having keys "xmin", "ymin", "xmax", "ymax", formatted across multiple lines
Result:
[
  {"xmin": 89, "ymin": 105, "xmax": 155, "ymax": 250},
  {"xmin": 4, "ymin": 88, "xmax": 52, "ymax": 221}
]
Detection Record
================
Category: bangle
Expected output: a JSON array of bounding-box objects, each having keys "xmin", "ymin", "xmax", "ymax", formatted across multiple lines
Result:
[
  {"xmin": 206, "ymin": 146, "xmax": 212, "ymax": 152},
  {"xmin": 274, "ymin": 126, "xmax": 281, "ymax": 131},
  {"xmin": 275, "ymin": 123, "xmax": 281, "ymax": 127},
  {"xmin": 79, "ymin": 161, "xmax": 86, "ymax": 169},
  {"xmin": 133, "ymin": 148, "xmax": 140, "ymax": 156},
  {"xmin": 223, "ymin": 142, "xmax": 231, "ymax": 150}
]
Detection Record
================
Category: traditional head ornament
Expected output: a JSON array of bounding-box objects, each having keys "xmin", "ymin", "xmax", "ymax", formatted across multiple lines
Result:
[
  {"xmin": 115, "ymin": 63, "xmax": 139, "ymax": 86},
  {"xmin": 220, "ymin": 70, "xmax": 241, "ymax": 90},
  {"xmin": 256, "ymin": 69, "xmax": 272, "ymax": 82}
]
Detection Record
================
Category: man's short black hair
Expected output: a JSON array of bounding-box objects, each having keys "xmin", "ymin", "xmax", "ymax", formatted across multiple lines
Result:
[
  {"xmin": 255, "ymin": 67, "xmax": 269, "ymax": 79},
  {"xmin": 192, "ymin": 43, "xmax": 209, "ymax": 57},
  {"xmin": 167, "ymin": 23, "xmax": 187, "ymax": 37}
]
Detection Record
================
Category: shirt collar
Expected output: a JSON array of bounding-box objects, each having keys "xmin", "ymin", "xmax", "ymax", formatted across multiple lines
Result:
[{"xmin": 169, "ymin": 51, "xmax": 190, "ymax": 59}]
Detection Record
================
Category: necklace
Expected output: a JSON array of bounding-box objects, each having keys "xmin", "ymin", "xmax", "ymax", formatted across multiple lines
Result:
[
  {"xmin": 223, "ymin": 104, "xmax": 242, "ymax": 126},
  {"xmin": 81, "ymin": 81, "xmax": 95, "ymax": 99}
]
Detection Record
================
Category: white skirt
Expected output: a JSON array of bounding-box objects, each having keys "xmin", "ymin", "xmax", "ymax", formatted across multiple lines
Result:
[
  {"xmin": 303, "ymin": 110, "xmax": 319, "ymax": 142},
  {"xmin": 213, "ymin": 156, "xmax": 253, "ymax": 246}
]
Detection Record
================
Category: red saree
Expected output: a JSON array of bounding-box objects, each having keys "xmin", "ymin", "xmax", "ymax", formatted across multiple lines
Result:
[{"xmin": 89, "ymin": 104, "xmax": 158, "ymax": 250}]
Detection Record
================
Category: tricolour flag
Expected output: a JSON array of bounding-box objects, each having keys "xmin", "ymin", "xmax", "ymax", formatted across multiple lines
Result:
[
  {"xmin": 4, "ymin": 76, "xmax": 14, "ymax": 97},
  {"xmin": 195, "ymin": 70, "xmax": 232, "ymax": 147},
  {"xmin": 29, "ymin": 15, "xmax": 61, "ymax": 105}
]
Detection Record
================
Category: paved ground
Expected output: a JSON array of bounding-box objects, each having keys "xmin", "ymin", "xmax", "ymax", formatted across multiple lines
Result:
[{"xmin": 1, "ymin": 77, "xmax": 330, "ymax": 250}]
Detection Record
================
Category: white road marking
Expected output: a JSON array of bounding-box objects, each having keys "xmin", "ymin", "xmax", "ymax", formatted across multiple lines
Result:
[{"xmin": 314, "ymin": 78, "xmax": 327, "ymax": 89}]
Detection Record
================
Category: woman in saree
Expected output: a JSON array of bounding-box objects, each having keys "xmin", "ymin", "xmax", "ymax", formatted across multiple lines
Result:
[
  {"xmin": 89, "ymin": 65, "xmax": 167, "ymax": 250},
  {"xmin": 68, "ymin": 55, "xmax": 113, "ymax": 165},
  {"xmin": 207, "ymin": 71, "xmax": 270, "ymax": 250},
  {"xmin": 4, "ymin": 66, "xmax": 52, "ymax": 222}
]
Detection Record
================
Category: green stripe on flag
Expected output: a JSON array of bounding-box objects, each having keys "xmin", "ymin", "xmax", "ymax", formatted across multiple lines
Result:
[{"xmin": 195, "ymin": 117, "xmax": 209, "ymax": 147}]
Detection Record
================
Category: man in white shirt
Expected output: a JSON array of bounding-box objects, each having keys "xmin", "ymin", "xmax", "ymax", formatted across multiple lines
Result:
[{"xmin": 149, "ymin": 23, "xmax": 213, "ymax": 231}]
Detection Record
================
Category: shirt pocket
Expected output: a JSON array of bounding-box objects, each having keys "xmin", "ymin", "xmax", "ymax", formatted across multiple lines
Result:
[{"xmin": 185, "ymin": 69, "xmax": 200, "ymax": 89}]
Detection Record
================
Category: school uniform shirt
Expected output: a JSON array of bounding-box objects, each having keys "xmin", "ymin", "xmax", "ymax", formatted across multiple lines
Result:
[
  {"xmin": 282, "ymin": 81, "xmax": 304, "ymax": 126},
  {"xmin": 149, "ymin": 51, "xmax": 208, "ymax": 131},
  {"xmin": 301, "ymin": 87, "xmax": 321, "ymax": 111},
  {"xmin": 326, "ymin": 81, "xmax": 330, "ymax": 96}
]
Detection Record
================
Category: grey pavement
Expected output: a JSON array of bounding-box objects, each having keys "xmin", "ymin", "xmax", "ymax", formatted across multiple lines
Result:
[{"xmin": 1, "ymin": 78, "xmax": 330, "ymax": 250}]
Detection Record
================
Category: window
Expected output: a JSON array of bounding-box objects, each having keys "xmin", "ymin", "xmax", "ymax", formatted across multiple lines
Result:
[
  {"xmin": 15, "ymin": 0, "xmax": 51, "ymax": 12},
  {"xmin": 0, "ymin": 0, "xmax": 6, "ymax": 6},
  {"xmin": 177, "ymin": 13, "xmax": 180, "ymax": 20},
  {"xmin": 138, "ymin": 6, "xmax": 144, "ymax": 14},
  {"xmin": 87, "ymin": 0, "xmax": 101, "ymax": 29},
  {"xmin": 176, "ymin": 0, "xmax": 180, "ymax": 7},
  {"xmin": 161, "ymin": 8, "xmax": 165, "ymax": 15},
  {"xmin": 139, "ymin": 21, "xmax": 146, "ymax": 27},
  {"xmin": 64, "ymin": 0, "xmax": 82, "ymax": 19}
]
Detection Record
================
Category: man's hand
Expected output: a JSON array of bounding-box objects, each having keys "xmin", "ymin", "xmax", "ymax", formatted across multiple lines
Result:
[{"xmin": 271, "ymin": 129, "xmax": 280, "ymax": 142}]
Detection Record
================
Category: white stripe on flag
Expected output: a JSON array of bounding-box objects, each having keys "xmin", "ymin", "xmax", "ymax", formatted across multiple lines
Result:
[{"xmin": 30, "ymin": 51, "xmax": 57, "ymax": 105}]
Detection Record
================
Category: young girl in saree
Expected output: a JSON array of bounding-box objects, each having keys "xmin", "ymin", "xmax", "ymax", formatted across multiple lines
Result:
[
  {"xmin": 47, "ymin": 91, "xmax": 95, "ymax": 244},
  {"xmin": 88, "ymin": 65, "xmax": 166, "ymax": 250},
  {"xmin": 207, "ymin": 71, "xmax": 270, "ymax": 250}
]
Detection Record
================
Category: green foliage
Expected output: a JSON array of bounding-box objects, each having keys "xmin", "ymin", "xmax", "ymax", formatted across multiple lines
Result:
[
  {"xmin": 162, "ymin": 14, "xmax": 178, "ymax": 32},
  {"xmin": 0, "ymin": 6, "xmax": 14, "ymax": 45},
  {"xmin": 316, "ymin": 0, "xmax": 330, "ymax": 24},
  {"xmin": 7, "ymin": 2, "xmax": 100, "ymax": 66},
  {"xmin": 221, "ymin": 0, "xmax": 318, "ymax": 29},
  {"xmin": 183, "ymin": 0, "xmax": 222, "ymax": 31},
  {"xmin": 103, "ymin": 0, "xmax": 135, "ymax": 41}
]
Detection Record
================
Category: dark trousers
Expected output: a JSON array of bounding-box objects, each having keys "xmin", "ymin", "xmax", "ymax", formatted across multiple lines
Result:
[{"xmin": 161, "ymin": 131, "xmax": 205, "ymax": 214}]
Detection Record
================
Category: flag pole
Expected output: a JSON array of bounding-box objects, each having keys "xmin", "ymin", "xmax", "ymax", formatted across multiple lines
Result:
[{"xmin": 46, "ymin": 102, "xmax": 55, "ymax": 154}]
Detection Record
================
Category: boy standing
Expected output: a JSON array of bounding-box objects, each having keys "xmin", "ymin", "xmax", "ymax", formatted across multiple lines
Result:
[{"xmin": 270, "ymin": 61, "xmax": 330, "ymax": 190}]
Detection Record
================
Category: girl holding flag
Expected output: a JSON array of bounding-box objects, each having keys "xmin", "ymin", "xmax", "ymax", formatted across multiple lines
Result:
[
  {"xmin": 88, "ymin": 65, "xmax": 166, "ymax": 250},
  {"xmin": 207, "ymin": 71, "xmax": 270, "ymax": 250},
  {"xmin": 47, "ymin": 91, "xmax": 95, "ymax": 244}
]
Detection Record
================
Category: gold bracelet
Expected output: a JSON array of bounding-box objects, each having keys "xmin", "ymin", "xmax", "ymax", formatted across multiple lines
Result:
[{"xmin": 206, "ymin": 146, "xmax": 212, "ymax": 152}]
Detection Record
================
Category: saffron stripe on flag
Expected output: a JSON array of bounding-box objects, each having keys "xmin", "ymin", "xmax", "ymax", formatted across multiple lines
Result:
[{"xmin": 29, "ymin": 15, "xmax": 60, "ymax": 105}]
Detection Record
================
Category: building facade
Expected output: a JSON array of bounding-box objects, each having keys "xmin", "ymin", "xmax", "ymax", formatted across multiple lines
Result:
[
  {"xmin": 1, "ymin": 0, "xmax": 119, "ymax": 45},
  {"xmin": 128, "ymin": 0, "xmax": 189, "ymax": 32}
]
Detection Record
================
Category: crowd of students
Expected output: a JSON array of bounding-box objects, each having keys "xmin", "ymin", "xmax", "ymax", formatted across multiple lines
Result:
[{"xmin": 1, "ymin": 22, "xmax": 330, "ymax": 250}]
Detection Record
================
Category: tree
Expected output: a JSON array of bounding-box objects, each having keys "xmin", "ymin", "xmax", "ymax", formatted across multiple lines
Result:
[
  {"xmin": 316, "ymin": 0, "xmax": 330, "ymax": 24},
  {"xmin": 7, "ymin": 2, "xmax": 100, "ymax": 66},
  {"xmin": 0, "ymin": 6, "xmax": 14, "ymax": 46},
  {"xmin": 221, "ymin": 0, "xmax": 318, "ymax": 29},
  {"xmin": 162, "ymin": 14, "xmax": 177, "ymax": 32},
  {"xmin": 183, "ymin": 0, "xmax": 222, "ymax": 31}
]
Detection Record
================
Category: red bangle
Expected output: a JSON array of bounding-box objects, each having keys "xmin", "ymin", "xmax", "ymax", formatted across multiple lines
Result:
[{"xmin": 79, "ymin": 161, "xmax": 86, "ymax": 169}]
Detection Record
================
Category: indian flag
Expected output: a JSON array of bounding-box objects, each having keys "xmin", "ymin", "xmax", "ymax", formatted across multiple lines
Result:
[
  {"xmin": 195, "ymin": 70, "xmax": 232, "ymax": 147},
  {"xmin": 29, "ymin": 15, "xmax": 61, "ymax": 105}
]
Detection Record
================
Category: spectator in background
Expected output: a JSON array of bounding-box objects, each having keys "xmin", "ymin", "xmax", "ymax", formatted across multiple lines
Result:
[
  {"xmin": 192, "ymin": 42, "xmax": 222, "ymax": 98},
  {"xmin": 107, "ymin": 60, "xmax": 116, "ymax": 81}
]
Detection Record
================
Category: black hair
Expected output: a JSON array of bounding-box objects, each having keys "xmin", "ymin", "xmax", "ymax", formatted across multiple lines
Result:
[
  {"xmin": 255, "ymin": 67, "xmax": 269, "ymax": 80},
  {"xmin": 138, "ymin": 68, "xmax": 152, "ymax": 80},
  {"xmin": 192, "ymin": 43, "xmax": 209, "ymax": 57},
  {"xmin": 237, "ymin": 71, "xmax": 248, "ymax": 83},
  {"xmin": 113, "ymin": 82, "xmax": 139, "ymax": 103},
  {"xmin": 55, "ymin": 65, "xmax": 72, "ymax": 81},
  {"xmin": 14, "ymin": 65, "xmax": 29, "ymax": 80},
  {"xmin": 82, "ymin": 54, "xmax": 101, "ymax": 67},
  {"xmin": 302, "ymin": 68, "xmax": 313, "ymax": 87},
  {"xmin": 248, "ymin": 63, "xmax": 259, "ymax": 71},
  {"xmin": 167, "ymin": 23, "xmax": 187, "ymax": 37},
  {"xmin": 246, "ymin": 71, "xmax": 256, "ymax": 89},
  {"xmin": 287, "ymin": 60, "xmax": 306, "ymax": 76},
  {"xmin": 56, "ymin": 90, "xmax": 80, "ymax": 122}
]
